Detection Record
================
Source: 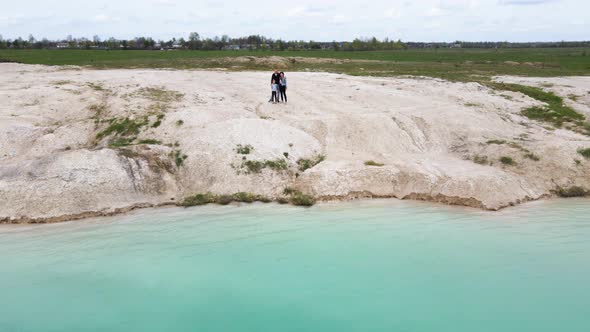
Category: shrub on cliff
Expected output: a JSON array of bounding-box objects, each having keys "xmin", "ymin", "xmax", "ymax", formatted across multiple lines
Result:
[
  {"xmin": 557, "ymin": 186, "xmax": 588, "ymax": 198},
  {"xmin": 181, "ymin": 193, "xmax": 216, "ymax": 206},
  {"xmin": 578, "ymin": 148, "xmax": 590, "ymax": 159}
]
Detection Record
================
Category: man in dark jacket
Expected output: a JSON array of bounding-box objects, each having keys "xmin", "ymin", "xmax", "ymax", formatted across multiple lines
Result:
[
  {"xmin": 271, "ymin": 70, "xmax": 281, "ymax": 85},
  {"xmin": 269, "ymin": 69, "xmax": 282, "ymax": 102}
]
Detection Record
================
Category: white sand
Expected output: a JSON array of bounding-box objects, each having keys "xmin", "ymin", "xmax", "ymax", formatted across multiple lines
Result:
[{"xmin": 1, "ymin": 63, "xmax": 589, "ymax": 222}]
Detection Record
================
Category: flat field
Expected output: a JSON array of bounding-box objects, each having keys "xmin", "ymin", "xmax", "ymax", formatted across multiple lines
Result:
[{"xmin": 1, "ymin": 48, "xmax": 590, "ymax": 80}]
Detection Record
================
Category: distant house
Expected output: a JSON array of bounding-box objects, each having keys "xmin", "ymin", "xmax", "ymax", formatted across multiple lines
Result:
[
  {"xmin": 56, "ymin": 42, "xmax": 69, "ymax": 49},
  {"xmin": 450, "ymin": 43, "xmax": 462, "ymax": 48},
  {"xmin": 223, "ymin": 44, "xmax": 240, "ymax": 50}
]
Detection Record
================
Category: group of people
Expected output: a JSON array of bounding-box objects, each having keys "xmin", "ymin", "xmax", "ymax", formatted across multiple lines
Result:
[{"xmin": 269, "ymin": 70, "xmax": 287, "ymax": 104}]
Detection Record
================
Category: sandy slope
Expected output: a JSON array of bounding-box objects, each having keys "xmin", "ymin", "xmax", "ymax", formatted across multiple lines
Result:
[{"xmin": 1, "ymin": 63, "xmax": 589, "ymax": 222}]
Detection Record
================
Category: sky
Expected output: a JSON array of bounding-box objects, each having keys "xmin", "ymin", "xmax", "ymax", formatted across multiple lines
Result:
[{"xmin": 0, "ymin": 0, "xmax": 588, "ymax": 42}]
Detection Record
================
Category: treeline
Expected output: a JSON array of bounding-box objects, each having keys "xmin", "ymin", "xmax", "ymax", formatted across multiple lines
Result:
[
  {"xmin": 1, "ymin": 33, "xmax": 589, "ymax": 51},
  {"xmin": 407, "ymin": 41, "xmax": 590, "ymax": 49},
  {"xmin": 0, "ymin": 33, "xmax": 406, "ymax": 51}
]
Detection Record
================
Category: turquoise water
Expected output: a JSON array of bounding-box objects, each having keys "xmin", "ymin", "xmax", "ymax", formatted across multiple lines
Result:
[{"xmin": 1, "ymin": 199, "xmax": 590, "ymax": 332}]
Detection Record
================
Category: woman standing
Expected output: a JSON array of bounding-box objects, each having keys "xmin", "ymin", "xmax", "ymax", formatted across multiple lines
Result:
[{"xmin": 279, "ymin": 72, "xmax": 287, "ymax": 103}]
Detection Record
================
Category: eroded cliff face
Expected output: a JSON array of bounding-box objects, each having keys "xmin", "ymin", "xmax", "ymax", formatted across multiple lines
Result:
[{"xmin": 1, "ymin": 64, "xmax": 589, "ymax": 223}]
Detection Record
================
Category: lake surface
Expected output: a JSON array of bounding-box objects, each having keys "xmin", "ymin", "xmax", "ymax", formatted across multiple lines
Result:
[{"xmin": 1, "ymin": 199, "xmax": 589, "ymax": 332}]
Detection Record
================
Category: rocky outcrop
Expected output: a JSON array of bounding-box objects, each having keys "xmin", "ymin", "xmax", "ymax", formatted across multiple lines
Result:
[{"xmin": 1, "ymin": 64, "xmax": 589, "ymax": 223}]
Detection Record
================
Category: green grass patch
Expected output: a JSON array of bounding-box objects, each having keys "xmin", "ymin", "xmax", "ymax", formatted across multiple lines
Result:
[
  {"xmin": 181, "ymin": 193, "xmax": 216, "ymax": 207},
  {"xmin": 169, "ymin": 150, "xmax": 188, "ymax": 167},
  {"xmin": 96, "ymin": 117, "xmax": 148, "ymax": 139},
  {"xmin": 276, "ymin": 197, "xmax": 290, "ymax": 204},
  {"xmin": 242, "ymin": 160, "xmax": 265, "ymax": 173},
  {"xmin": 557, "ymin": 186, "xmax": 588, "ymax": 198},
  {"xmin": 86, "ymin": 82, "xmax": 105, "ymax": 91},
  {"xmin": 235, "ymin": 144, "xmax": 254, "ymax": 155},
  {"xmin": 364, "ymin": 160, "xmax": 385, "ymax": 166},
  {"xmin": 135, "ymin": 87, "xmax": 184, "ymax": 103},
  {"xmin": 486, "ymin": 82, "xmax": 589, "ymax": 135},
  {"xmin": 578, "ymin": 148, "xmax": 590, "ymax": 159},
  {"xmin": 297, "ymin": 155, "xmax": 326, "ymax": 172},
  {"xmin": 487, "ymin": 82, "xmax": 563, "ymax": 105},
  {"xmin": 472, "ymin": 155, "xmax": 489, "ymax": 165},
  {"xmin": 290, "ymin": 192, "xmax": 316, "ymax": 206},
  {"xmin": 282, "ymin": 188, "xmax": 316, "ymax": 206},
  {"xmin": 486, "ymin": 82, "xmax": 588, "ymax": 135},
  {"xmin": 486, "ymin": 139, "xmax": 507, "ymax": 145},
  {"xmin": 89, "ymin": 103, "xmax": 107, "ymax": 119},
  {"xmin": 240, "ymin": 158, "xmax": 288, "ymax": 174},
  {"xmin": 521, "ymin": 106, "xmax": 584, "ymax": 127},
  {"xmin": 138, "ymin": 139, "xmax": 162, "ymax": 145},
  {"xmin": 176, "ymin": 119, "xmax": 184, "ymax": 126},
  {"xmin": 264, "ymin": 159, "xmax": 288, "ymax": 171},
  {"xmin": 232, "ymin": 192, "xmax": 257, "ymax": 203},
  {"xmin": 180, "ymin": 192, "xmax": 279, "ymax": 207},
  {"xmin": 51, "ymin": 80, "xmax": 73, "ymax": 86},
  {"xmin": 217, "ymin": 195, "xmax": 235, "ymax": 205},
  {"xmin": 109, "ymin": 137, "xmax": 135, "ymax": 147},
  {"xmin": 524, "ymin": 153, "xmax": 541, "ymax": 161},
  {"xmin": 499, "ymin": 156, "xmax": 516, "ymax": 166},
  {"xmin": 283, "ymin": 187, "xmax": 297, "ymax": 195}
]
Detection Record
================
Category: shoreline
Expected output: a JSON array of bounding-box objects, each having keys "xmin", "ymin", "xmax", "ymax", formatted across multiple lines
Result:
[{"xmin": 0, "ymin": 192, "xmax": 579, "ymax": 225}]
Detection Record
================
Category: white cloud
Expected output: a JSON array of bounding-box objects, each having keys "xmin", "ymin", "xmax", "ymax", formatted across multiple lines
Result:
[
  {"xmin": 499, "ymin": 0, "xmax": 556, "ymax": 5},
  {"xmin": 152, "ymin": 0, "xmax": 175, "ymax": 4},
  {"xmin": 286, "ymin": 6, "xmax": 325, "ymax": 18},
  {"xmin": 384, "ymin": 8, "xmax": 401, "ymax": 18},
  {"xmin": 330, "ymin": 15, "xmax": 351, "ymax": 24},
  {"xmin": 0, "ymin": 0, "xmax": 587, "ymax": 42},
  {"xmin": 92, "ymin": 14, "xmax": 119, "ymax": 23},
  {"xmin": 425, "ymin": 7, "xmax": 448, "ymax": 17}
]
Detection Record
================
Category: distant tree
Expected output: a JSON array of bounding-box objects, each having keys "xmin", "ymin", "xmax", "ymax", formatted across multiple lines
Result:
[
  {"xmin": 188, "ymin": 32, "xmax": 201, "ymax": 50},
  {"xmin": 202, "ymin": 38, "xmax": 216, "ymax": 50},
  {"xmin": 145, "ymin": 37, "xmax": 155, "ymax": 49},
  {"xmin": 370, "ymin": 36, "xmax": 378, "ymax": 50},
  {"xmin": 274, "ymin": 39, "xmax": 286, "ymax": 51},
  {"xmin": 12, "ymin": 37, "xmax": 24, "ymax": 49},
  {"xmin": 394, "ymin": 39, "xmax": 406, "ymax": 50},
  {"xmin": 81, "ymin": 38, "xmax": 92, "ymax": 49},
  {"xmin": 106, "ymin": 37, "xmax": 118, "ymax": 49},
  {"xmin": 309, "ymin": 40, "xmax": 321, "ymax": 49},
  {"xmin": 351, "ymin": 38, "xmax": 363, "ymax": 51}
]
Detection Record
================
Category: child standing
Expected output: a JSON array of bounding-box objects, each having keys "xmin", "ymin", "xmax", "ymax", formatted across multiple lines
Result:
[{"xmin": 271, "ymin": 79, "xmax": 279, "ymax": 103}]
